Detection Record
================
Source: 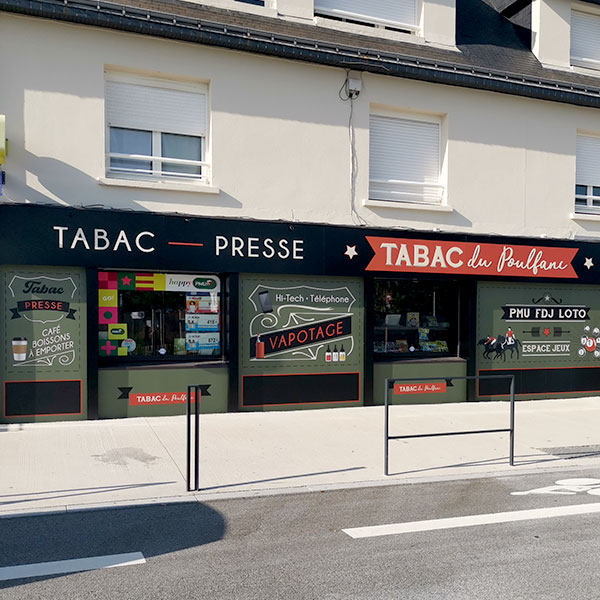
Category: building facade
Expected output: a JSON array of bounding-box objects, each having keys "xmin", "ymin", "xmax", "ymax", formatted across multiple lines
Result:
[{"xmin": 3, "ymin": 0, "xmax": 600, "ymax": 421}]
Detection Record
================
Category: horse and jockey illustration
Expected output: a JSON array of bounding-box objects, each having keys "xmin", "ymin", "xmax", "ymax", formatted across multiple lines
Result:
[{"xmin": 478, "ymin": 327, "xmax": 521, "ymax": 361}]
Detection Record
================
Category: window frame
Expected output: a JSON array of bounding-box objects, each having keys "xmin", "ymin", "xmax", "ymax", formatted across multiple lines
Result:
[
  {"xmin": 314, "ymin": 0, "xmax": 421, "ymax": 34},
  {"xmin": 368, "ymin": 109, "xmax": 446, "ymax": 206},
  {"xmin": 372, "ymin": 277, "xmax": 462, "ymax": 361},
  {"xmin": 570, "ymin": 7, "xmax": 600, "ymax": 72},
  {"xmin": 98, "ymin": 270, "xmax": 225, "ymax": 367},
  {"xmin": 104, "ymin": 72, "xmax": 210, "ymax": 185},
  {"xmin": 575, "ymin": 132, "xmax": 600, "ymax": 215}
]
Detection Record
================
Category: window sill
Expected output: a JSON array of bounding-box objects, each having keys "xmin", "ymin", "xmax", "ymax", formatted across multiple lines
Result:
[
  {"xmin": 364, "ymin": 199, "xmax": 453, "ymax": 213},
  {"xmin": 570, "ymin": 211, "xmax": 600, "ymax": 222},
  {"xmin": 98, "ymin": 177, "xmax": 220, "ymax": 194}
]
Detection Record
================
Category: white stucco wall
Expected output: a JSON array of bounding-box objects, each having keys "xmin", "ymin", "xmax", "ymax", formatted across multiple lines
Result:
[
  {"xmin": 531, "ymin": 0, "xmax": 571, "ymax": 69},
  {"xmin": 3, "ymin": 13, "xmax": 600, "ymax": 241}
]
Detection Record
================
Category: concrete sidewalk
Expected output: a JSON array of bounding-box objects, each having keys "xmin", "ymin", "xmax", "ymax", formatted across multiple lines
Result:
[{"xmin": 3, "ymin": 397, "xmax": 600, "ymax": 517}]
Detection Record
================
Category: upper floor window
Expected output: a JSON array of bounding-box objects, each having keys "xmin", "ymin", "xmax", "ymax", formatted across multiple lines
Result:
[
  {"xmin": 105, "ymin": 73, "xmax": 209, "ymax": 183},
  {"xmin": 576, "ymin": 133, "xmax": 600, "ymax": 214},
  {"xmin": 314, "ymin": 0, "xmax": 418, "ymax": 34},
  {"xmin": 571, "ymin": 10, "xmax": 600, "ymax": 71},
  {"xmin": 369, "ymin": 113, "xmax": 444, "ymax": 205}
]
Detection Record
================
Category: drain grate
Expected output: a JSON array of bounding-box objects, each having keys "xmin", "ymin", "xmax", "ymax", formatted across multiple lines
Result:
[{"xmin": 539, "ymin": 445, "xmax": 600, "ymax": 459}]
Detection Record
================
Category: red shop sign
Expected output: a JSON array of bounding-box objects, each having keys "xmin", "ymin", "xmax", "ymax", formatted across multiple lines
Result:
[
  {"xmin": 394, "ymin": 382, "xmax": 447, "ymax": 395},
  {"xmin": 129, "ymin": 392, "xmax": 197, "ymax": 406},
  {"xmin": 366, "ymin": 237, "xmax": 578, "ymax": 279}
]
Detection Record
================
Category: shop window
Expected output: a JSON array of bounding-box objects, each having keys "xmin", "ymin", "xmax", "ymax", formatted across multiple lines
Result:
[
  {"xmin": 105, "ymin": 73, "xmax": 209, "ymax": 183},
  {"xmin": 571, "ymin": 10, "xmax": 600, "ymax": 71},
  {"xmin": 98, "ymin": 272, "xmax": 221, "ymax": 363},
  {"xmin": 314, "ymin": 0, "xmax": 418, "ymax": 34},
  {"xmin": 369, "ymin": 113, "xmax": 444, "ymax": 205},
  {"xmin": 373, "ymin": 279, "xmax": 458, "ymax": 359},
  {"xmin": 575, "ymin": 133, "xmax": 600, "ymax": 214}
]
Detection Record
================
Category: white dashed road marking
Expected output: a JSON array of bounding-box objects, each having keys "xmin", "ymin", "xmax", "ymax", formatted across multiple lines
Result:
[
  {"xmin": 0, "ymin": 552, "xmax": 146, "ymax": 581},
  {"xmin": 343, "ymin": 503, "xmax": 600, "ymax": 539}
]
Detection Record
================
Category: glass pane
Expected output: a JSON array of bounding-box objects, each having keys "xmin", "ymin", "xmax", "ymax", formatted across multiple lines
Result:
[
  {"xmin": 373, "ymin": 280, "xmax": 458, "ymax": 358},
  {"xmin": 109, "ymin": 128, "xmax": 152, "ymax": 173},
  {"xmin": 98, "ymin": 272, "xmax": 221, "ymax": 362},
  {"xmin": 593, "ymin": 187, "xmax": 600, "ymax": 196},
  {"xmin": 161, "ymin": 133, "xmax": 202, "ymax": 176},
  {"xmin": 576, "ymin": 184, "xmax": 588, "ymax": 196},
  {"xmin": 575, "ymin": 197, "xmax": 587, "ymax": 206}
]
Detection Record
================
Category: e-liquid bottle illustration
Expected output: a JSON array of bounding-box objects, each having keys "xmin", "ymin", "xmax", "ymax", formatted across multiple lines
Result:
[
  {"xmin": 255, "ymin": 334, "xmax": 265, "ymax": 359},
  {"xmin": 340, "ymin": 345, "xmax": 346, "ymax": 362},
  {"xmin": 325, "ymin": 344, "xmax": 332, "ymax": 362},
  {"xmin": 332, "ymin": 345, "xmax": 339, "ymax": 362}
]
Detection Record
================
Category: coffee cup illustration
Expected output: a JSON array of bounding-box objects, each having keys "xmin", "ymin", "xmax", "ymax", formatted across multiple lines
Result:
[{"xmin": 12, "ymin": 337, "xmax": 28, "ymax": 362}]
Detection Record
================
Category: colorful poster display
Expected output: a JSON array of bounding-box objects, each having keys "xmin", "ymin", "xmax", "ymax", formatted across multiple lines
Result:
[{"xmin": 98, "ymin": 271, "xmax": 220, "ymax": 359}]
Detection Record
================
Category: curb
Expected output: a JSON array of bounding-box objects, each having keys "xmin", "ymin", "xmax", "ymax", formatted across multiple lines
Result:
[{"xmin": 2, "ymin": 460, "xmax": 600, "ymax": 519}]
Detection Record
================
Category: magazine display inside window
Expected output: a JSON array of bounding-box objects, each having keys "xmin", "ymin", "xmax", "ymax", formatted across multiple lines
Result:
[
  {"xmin": 98, "ymin": 271, "xmax": 221, "ymax": 363},
  {"xmin": 373, "ymin": 279, "xmax": 458, "ymax": 359}
]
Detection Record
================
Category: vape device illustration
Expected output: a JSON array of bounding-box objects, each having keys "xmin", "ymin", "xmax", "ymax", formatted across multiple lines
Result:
[
  {"xmin": 255, "ymin": 334, "xmax": 265, "ymax": 359},
  {"xmin": 258, "ymin": 290, "xmax": 273, "ymax": 313}
]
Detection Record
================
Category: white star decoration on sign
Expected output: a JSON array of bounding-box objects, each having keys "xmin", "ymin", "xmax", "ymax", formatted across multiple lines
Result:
[
  {"xmin": 344, "ymin": 245, "xmax": 358, "ymax": 260},
  {"xmin": 584, "ymin": 257, "xmax": 594, "ymax": 270}
]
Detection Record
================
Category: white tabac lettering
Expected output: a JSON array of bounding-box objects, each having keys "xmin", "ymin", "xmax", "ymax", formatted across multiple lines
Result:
[
  {"xmin": 467, "ymin": 244, "xmax": 492, "ymax": 269},
  {"xmin": 395, "ymin": 245, "xmax": 411, "ymax": 267},
  {"xmin": 71, "ymin": 228, "xmax": 90, "ymax": 250},
  {"xmin": 53, "ymin": 226, "xmax": 68, "ymax": 249},
  {"xmin": 446, "ymin": 247, "xmax": 464, "ymax": 268},
  {"xmin": 292, "ymin": 240, "xmax": 304, "ymax": 260},
  {"xmin": 430, "ymin": 246, "xmax": 447, "ymax": 268},
  {"xmin": 135, "ymin": 231, "xmax": 155, "ymax": 253},
  {"xmin": 413, "ymin": 245, "xmax": 429, "ymax": 267},
  {"xmin": 231, "ymin": 236, "xmax": 244, "ymax": 257},
  {"xmin": 215, "ymin": 235, "xmax": 228, "ymax": 255},
  {"xmin": 247, "ymin": 237, "xmax": 260, "ymax": 258},
  {"xmin": 277, "ymin": 239, "xmax": 290, "ymax": 259},
  {"xmin": 94, "ymin": 229, "xmax": 110, "ymax": 251},
  {"xmin": 214, "ymin": 236, "xmax": 304, "ymax": 260},
  {"xmin": 113, "ymin": 230, "xmax": 132, "ymax": 252},
  {"xmin": 381, "ymin": 243, "xmax": 398, "ymax": 266},
  {"xmin": 263, "ymin": 238, "xmax": 275, "ymax": 259}
]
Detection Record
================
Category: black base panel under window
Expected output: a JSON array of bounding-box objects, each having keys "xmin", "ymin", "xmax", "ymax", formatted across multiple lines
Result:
[
  {"xmin": 478, "ymin": 368, "xmax": 600, "ymax": 397},
  {"xmin": 4, "ymin": 380, "xmax": 82, "ymax": 417},
  {"xmin": 242, "ymin": 373, "xmax": 360, "ymax": 407}
]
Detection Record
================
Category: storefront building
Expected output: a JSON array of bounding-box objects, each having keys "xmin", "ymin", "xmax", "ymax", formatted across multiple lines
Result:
[{"xmin": 3, "ymin": 203, "xmax": 600, "ymax": 422}]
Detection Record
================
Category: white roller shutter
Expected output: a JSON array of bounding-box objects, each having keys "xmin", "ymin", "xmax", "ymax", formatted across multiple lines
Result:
[
  {"xmin": 105, "ymin": 80, "xmax": 207, "ymax": 136},
  {"xmin": 369, "ymin": 115, "xmax": 441, "ymax": 203},
  {"xmin": 315, "ymin": 0, "xmax": 417, "ymax": 27},
  {"xmin": 571, "ymin": 11, "xmax": 600, "ymax": 66},
  {"xmin": 576, "ymin": 134, "xmax": 600, "ymax": 186}
]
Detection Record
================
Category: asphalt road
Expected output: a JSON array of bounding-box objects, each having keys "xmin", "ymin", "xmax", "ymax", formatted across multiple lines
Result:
[{"xmin": 3, "ymin": 469, "xmax": 600, "ymax": 599}]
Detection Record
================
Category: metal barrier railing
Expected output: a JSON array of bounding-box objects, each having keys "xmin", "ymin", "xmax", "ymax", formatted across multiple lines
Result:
[
  {"xmin": 186, "ymin": 385, "xmax": 201, "ymax": 491},
  {"xmin": 384, "ymin": 375, "xmax": 515, "ymax": 476}
]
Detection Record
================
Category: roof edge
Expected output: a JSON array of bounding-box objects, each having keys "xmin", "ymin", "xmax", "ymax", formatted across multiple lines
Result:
[{"xmin": 3, "ymin": 0, "xmax": 600, "ymax": 108}]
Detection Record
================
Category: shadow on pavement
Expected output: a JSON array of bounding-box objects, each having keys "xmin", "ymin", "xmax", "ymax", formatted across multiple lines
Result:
[
  {"xmin": 0, "ymin": 502, "xmax": 226, "ymax": 589},
  {"xmin": 0, "ymin": 481, "xmax": 178, "ymax": 507},
  {"xmin": 387, "ymin": 452, "xmax": 576, "ymax": 477},
  {"xmin": 200, "ymin": 466, "xmax": 366, "ymax": 491}
]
